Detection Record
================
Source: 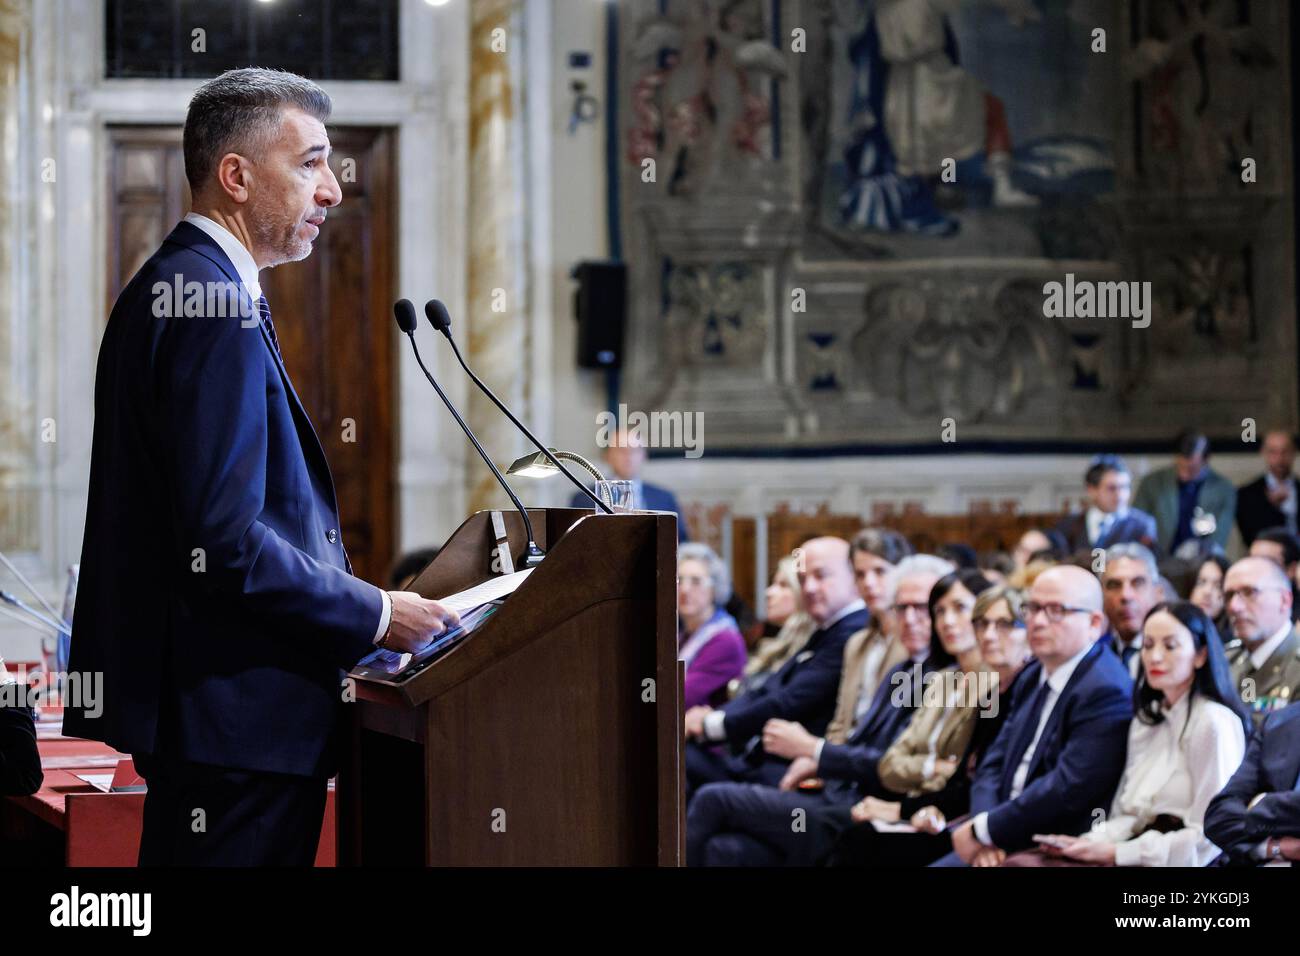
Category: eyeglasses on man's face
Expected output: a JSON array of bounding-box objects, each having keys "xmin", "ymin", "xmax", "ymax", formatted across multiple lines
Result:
[
  {"xmin": 1223, "ymin": 584, "xmax": 1287, "ymax": 605},
  {"xmin": 891, "ymin": 602, "xmax": 930, "ymax": 618},
  {"xmin": 1021, "ymin": 602, "xmax": 1093, "ymax": 623}
]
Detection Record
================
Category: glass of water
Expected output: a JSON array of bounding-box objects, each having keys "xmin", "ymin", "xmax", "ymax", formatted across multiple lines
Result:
[{"xmin": 594, "ymin": 479, "xmax": 636, "ymax": 513}]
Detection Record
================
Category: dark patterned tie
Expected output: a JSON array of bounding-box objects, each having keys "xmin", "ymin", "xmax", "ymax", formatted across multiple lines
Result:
[{"xmin": 256, "ymin": 294, "xmax": 281, "ymax": 357}]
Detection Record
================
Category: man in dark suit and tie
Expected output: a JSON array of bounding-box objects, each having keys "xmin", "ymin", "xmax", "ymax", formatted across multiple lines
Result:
[
  {"xmin": 1054, "ymin": 455, "xmax": 1159, "ymax": 556},
  {"xmin": 685, "ymin": 558, "xmax": 950, "ymax": 865},
  {"xmin": 1100, "ymin": 543, "xmax": 1160, "ymax": 679},
  {"xmin": 1205, "ymin": 703, "xmax": 1300, "ymax": 865},
  {"xmin": 1236, "ymin": 430, "xmax": 1300, "ymax": 548},
  {"xmin": 66, "ymin": 69, "xmax": 457, "ymax": 865},
  {"xmin": 568, "ymin": 428, "xmax": 689, "ymax": 542},
  {"xmin": 937, "ymin": 565, "xmax": 1132, "ymax": 866},
  {"xmin": 683, "ymin": 537, "xmax": 866, "ymax": 798}
]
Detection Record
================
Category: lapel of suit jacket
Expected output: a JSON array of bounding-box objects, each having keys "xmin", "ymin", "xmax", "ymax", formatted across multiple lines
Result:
[
  {"xmin": 1024, "ymin": 642, "xmax": 1102, "ymax": 781},
  {"xmin": 165, "ymin": 223, "xmax": 344, "ymax": 522}
]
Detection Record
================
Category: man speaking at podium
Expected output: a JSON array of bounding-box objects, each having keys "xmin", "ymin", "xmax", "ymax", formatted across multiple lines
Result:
[{"xmin": 66, "ymin": 69, "xmax": 457, "ymax": 866}]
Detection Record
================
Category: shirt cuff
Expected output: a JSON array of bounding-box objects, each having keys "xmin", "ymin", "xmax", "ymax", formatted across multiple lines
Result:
[
  {"xmin": 372, "ymin": 590, "xmax": 393, "ymax": 645},
  {"xmin": 1251, "ymin": 839, "xmax": 1272, "ymax": 861},
  {"xmin": 972, "ymin": 812, "xmax": 992, "ymax": 846},
  {"xmin": 813, "ymin": 737, "xmax": 826, "ymax": 768},
  {"xmin": 703, "ymin": 710, "xmax": 727, "ymax": 742}
]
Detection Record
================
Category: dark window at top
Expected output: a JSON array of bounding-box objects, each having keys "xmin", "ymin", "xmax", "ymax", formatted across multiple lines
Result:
[{"xmin": 105, "ymin": 0, "xmax": 399, "ymax": 80}]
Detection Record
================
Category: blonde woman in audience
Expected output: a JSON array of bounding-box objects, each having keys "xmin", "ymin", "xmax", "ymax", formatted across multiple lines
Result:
[
  {"xmin": 803, "ymin": 584, "xmax": 1031, "ymax": 866},
  {"xmin": 1008, "ymin": 600, "xmax": 1250, "ymax": 867},
  {"xmin": 731, "ymin": 555, "xmax": 816, "ymax": 697}
]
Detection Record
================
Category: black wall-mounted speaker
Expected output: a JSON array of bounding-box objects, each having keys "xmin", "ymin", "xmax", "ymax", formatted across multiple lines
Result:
[{"xmin": 572, "ymin": 260, "xmax": 626, "ymax": 370}]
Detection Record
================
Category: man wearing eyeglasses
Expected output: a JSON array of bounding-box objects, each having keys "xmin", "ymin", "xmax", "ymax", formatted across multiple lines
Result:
[
  {"xmin": 936, "ymin": 565, "xmax": 1132, "ymax": 866},
  {"xmin": 1223, "ymin": 556, "xmax": 1300, "ymax": 726}
]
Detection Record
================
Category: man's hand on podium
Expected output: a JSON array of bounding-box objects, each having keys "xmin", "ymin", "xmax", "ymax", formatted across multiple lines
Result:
[{"xmin": 384, "ymin": 592, "xmax": 461, "ymax": 654}]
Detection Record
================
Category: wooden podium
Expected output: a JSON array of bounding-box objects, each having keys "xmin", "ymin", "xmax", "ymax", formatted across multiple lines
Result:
[{"xmin": 338, "ymin": 507, "xmax": 684, "ymax": 866}]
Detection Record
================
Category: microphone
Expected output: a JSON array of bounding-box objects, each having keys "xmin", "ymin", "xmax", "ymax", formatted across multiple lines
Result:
[
  {"xmin": 423, "ymin": 299, "xmax": 613, "ymax": 515},
  {"xmin": 393, "ymin": 300, "xmax": 545, "ymax": 568}
]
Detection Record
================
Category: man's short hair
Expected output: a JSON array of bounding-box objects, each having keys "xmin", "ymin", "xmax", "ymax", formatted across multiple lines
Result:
[
  {"xmin": 887, "ymin": 554, "xmax": 956, "ymax": 598},
  {"xmin": 1085, "ymin": 453, "xmax": 1129, "ymax": 487},
  {"xmin": 850, "ymin": 527, "xmax": 914, "ymax": 566},
  {"xmin": 1175, "ymin": 429, "xmax": 1210, "ymax": 460},
  {"xmin": 1254, "ymin": 526, "xmax": 1300, "ymax": 567},
  {"xmin": 183, "ymin": 68, "xmax": 332, "ymax": 192},
  {"xmin": 1102, "ymin": 542, "xmax": 1159, "ymax": 582}
]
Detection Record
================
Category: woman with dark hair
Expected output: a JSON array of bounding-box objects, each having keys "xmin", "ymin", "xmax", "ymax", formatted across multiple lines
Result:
[
  {"xmin": 1012, "ymin": 600, "xmax": 1249, "ymax": 867},
  {"xmin": 795, "ymin": 571, "xmax": 1016, "ymax": 866},
  {"xmin": 1188, "ymin": 553, "xmax": 1231, "ymax": 636}
]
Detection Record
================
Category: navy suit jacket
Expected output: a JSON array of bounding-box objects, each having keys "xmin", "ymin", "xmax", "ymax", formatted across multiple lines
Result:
[
  {"xmin": 1054, "ymin": 508, "xmax": 1160, "ymax": 555},
  {"xmin": 65, "ymin": 222, "xmax": 383, "ymax": 777},
  {"xmin": 1205, "ymin": 704, "xmax": 1300, "ymax": 863},
  {"xmin": 817, "ymin": 656, "xmax": 947, "ymax": 797},
  {"xmin": 718, "ymin": 606, "xmax": 867, "ymax": 747},
  {"xmin": 1236, "ymin": 475, "xmax": 1300, "ymax": 547},
  {"xmin": 968, "ymin": 640, "xmax": 1132, "ymax": 851},
  {"xmin": 569, "ymin": 481, "xmax": 689, "ymax": 542}
]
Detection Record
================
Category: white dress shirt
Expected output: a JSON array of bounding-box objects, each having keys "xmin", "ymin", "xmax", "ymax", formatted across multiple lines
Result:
[
  {"xmin": 1264, "ymin": 472, "xmax": 1297, "ymax": 531},
  {"xmin": 1086, "ymin": 506, "xmax": 1121, "ymax": 546},
  {"xmin": 704, "ymin": 598, "xmax": 867, "ymax": 742},
  {"xmin": 1084, "ymin": 694, "xmax": 1246, "ymax": 866},
  {"xmin": 973, "ymin": 641, "xmax": 1093, "ymax": 845},
  {"xmin": 182, "ymin": 213, "xmax": 391, "ymax": 643}
]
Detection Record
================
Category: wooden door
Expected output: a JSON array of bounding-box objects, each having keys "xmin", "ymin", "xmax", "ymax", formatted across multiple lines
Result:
[{"xmin": 106, "ymin": 125, "xmax": 396, "ymax": 587}]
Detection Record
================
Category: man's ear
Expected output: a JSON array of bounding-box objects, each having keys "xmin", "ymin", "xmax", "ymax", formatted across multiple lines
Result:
[{"xmin": 214, "ymin": 152, "xmax": 251, "ymax": 204}]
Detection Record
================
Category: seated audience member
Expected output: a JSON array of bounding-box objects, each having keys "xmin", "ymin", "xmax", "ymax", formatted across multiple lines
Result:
[
  {"xmin": 734, "ymin": 556, "xmax": 816, "ymax": 697},
  {"xmin": 1054, "ymin": 455, "xmax": 1159, "ymax": 555},
  {"xmin": 684, "ymin": 558, "xmax": 958, "ymax": 865},
  {"xmin": 1236, "ymin": 429, "xmax": 1299, "ymax": 548},
  {"xmin": 1249, "ymin": 526, "xmax": 1300, "ymax": 618},
  {"xmin": 0, "ymin": 657, "xmax": 42, "ymax": 796},
  {"xmin": 811, "ymin": 584, "xmax": 1032, "ymax": 867},
  {"xmin": 978, "ymin": 551, "xmax": 1014, "ymax": 586},
  {"xmin": 1188, "ymin": 553, "xmax": 1232, "ymax": 638},
  {"xmin": 1008, "ymin": 601, "xmax": 1249, "ymax": 866},
  {"xmin": 818, "ymin": 528, "xmax": 915, "ymax": 746},
  {"xmin": 1007, "ymin": 557, "xmax": 1057, "ymax": 591},
  {"xmin": 677, "ymin": 544, "xmax": 747, "ymax": 710},
  {"xmin": 683, "ymin": 537, "xmax": 866, "ymax": 796},
  {"xmin": 1250, "ymin": 526, "xmax": 1300, "ymax": 576},
  {"xmin": 1102, "ymin": 543, "xmax": 1161, "ymax": 678},
  {"xmin": 1222, "ymin": 556, "xmax": 1300, "ymax": 726},
  {"xmin": 937, "ymin": 543, "xmax": 978, "ymax": 570},
  {"xmin": 1012, "ymin": 529, "xmax": 1067, "ymax": 570},
  {"xmin": 1134, "ymin": 429, "xmax": 1236, "ymax": 559},
  {"xmin": 935, "ymin": 565, "xmax": 1133, "ymax": 867},
  {"xmin": 1205, "ymin": 703, "xmax": 1300, "ymax": 865}
]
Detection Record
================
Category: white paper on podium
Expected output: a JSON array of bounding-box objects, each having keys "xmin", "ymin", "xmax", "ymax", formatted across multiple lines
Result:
[{"xmin": 438, "ymin": 568, "xmax": 535, "ymax": 614}]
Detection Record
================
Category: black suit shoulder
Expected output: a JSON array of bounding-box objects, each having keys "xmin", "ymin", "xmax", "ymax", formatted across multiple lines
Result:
[{"xmin": 0, "ymin": 704, "xmax": 42, "ymax": 796}]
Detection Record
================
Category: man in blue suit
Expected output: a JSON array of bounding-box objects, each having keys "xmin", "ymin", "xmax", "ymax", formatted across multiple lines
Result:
[
  {"xmin": 66, "ymin": 69, "xmax": 456, "ymax": 865},
  {"xmin": 1053, "ymin": 454, "xmax": 1159, "ymax": 556},
  {"xmin": 687, "ymin": 656, "xmax": 943, "ymax": 866},
  {"xmin": 568, "ymin": 428, "xmax": 689, "ymax": 542},
  {"xmin": 938, "ymin": 565, "xmax": 1132, "ymax": 866},
  {"xmin": 1205, "ymin": 704, "xmax": 1300, "ymax": 864},
  {"xmin": 683, "ymin": 537, "xmax": 864, "ymax": 798}
]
